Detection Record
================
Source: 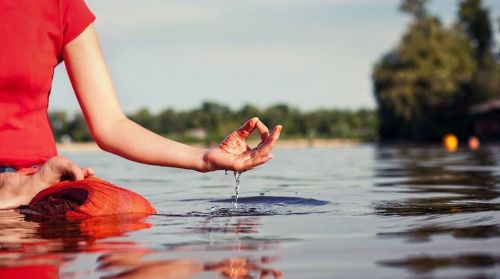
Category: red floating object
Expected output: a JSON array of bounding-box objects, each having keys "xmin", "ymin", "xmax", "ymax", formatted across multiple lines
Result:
[{"xmin": 27, "ymin": 177, "xmax": 156, "ymax": 218}]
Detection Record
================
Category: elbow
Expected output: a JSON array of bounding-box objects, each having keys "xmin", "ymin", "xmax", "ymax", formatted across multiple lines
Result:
[
  {"xmin": 89, "ymin": 116, "xmax": 128, "ymax": 153},
  {"xmin": 90, "ymin": 126, "xmax": 114, "ymax": 153},
  {"xmin": 94, "ymin": 137, "xmax": 112, "ymax": 152},
  {"xmin": 92, "ymin": 132, "xmax": 111, "ymax": 152}
]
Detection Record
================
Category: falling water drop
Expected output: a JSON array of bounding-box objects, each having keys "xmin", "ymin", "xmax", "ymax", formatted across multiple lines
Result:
[{"xmin": 233, "ymin": 172, "xmax": 241, "ymax": 209}]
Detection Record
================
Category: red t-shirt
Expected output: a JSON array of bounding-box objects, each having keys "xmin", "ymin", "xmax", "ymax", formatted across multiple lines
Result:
[{"xmin": 0, "ymin": 0, "xmax": 95, "ymax": 169}]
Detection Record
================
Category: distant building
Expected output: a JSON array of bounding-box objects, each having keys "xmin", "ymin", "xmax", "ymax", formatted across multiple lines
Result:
[{"xmin": 470, "ymin": 99, "xmax": 500, "ymax": 140}]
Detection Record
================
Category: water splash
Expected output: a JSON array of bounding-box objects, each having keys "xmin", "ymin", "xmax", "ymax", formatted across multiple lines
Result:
[
  {"xmin": 225, "ymin": 170, "xmax": 242, "ymax": 209},
  {"xmin": 233, "ymin": 172, "xmax": 242, "ymax": 208}
]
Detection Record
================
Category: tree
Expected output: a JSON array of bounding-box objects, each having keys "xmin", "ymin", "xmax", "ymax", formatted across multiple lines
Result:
[
  {"xmin": 129, "ymin": 107, "xmax": 157, "ymax": 132},
  {"xmin": 373, "ymin": 1, "xmax": 476, "ymax": 140},
  {"xmin": 198, "ymin": 101, "xmax": 233, "ymax": 144},
  {"xmin": 49, "ymin": 111, "xmax": 69, "ymax": 141},
  {"xmin": 400, "ymin": 0, "xmax": 430, "ymax": 19},
  {"xmin": 458, "ymin": 0, "xmax": 499, "ymax": 103},
  {"xmin": 459, "ymin": 0, "xmax": 493, "ymax": 62},
  {"xmin": 156, "ymin": 108, "xmax": 178, "ymax": 135},
  {"xmin": 67, "ymin": 114, "xmax": 92, "ymax": 142}
]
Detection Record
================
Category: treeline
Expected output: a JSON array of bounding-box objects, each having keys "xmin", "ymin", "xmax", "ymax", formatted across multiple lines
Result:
[
  {"xmin": 49, "ymin": 102, "xmax": 378, "ymax": 144},
  {"xmin": 373, "ymin": 0, "xmax": 499, "ymax": 141}
]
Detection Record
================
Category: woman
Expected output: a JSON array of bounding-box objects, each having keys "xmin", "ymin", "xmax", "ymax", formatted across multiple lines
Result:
[{"xmin": 0, "ymin": 0, "xmax": 282, "ymax": 208}]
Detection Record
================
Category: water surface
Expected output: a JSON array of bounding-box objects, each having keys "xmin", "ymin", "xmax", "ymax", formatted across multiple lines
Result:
[{"xmin": 1, "ymin": 145, "xmax": 499, "ymax": 278}]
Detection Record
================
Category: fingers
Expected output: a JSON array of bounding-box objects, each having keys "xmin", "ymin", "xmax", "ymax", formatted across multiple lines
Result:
[
  {"xmin": 68, "ymin": 163, "xmax": 85, "ymax": 181},
  {"xmin": 251, "ymin": 154, "xmax": 274, "ymax": 168},
  {"xmin": 233, "ymin": 124, "xmax": 282, "ymax": 172},
  {"xmin": 236, "ymin": 117, "xmax": 259, "ymax": 139},
  {"xmin": 237, "ymin": 117, "xmax": 270, "ymax": 142},
  {"xmin": 69, "ymin": 165, "xmax": 95, "ymax": 180},
  {"xmin": 257, "ymin": 125, "xmax": 282, "ymax": 155},
  {"xmin": 234, "ymin": 151, "xmax": 274, "ymax": 173},
  {"xmin": 255, "ymin": 119, "xmax": 270, "ymax": 142},
  {"xmin": 212, "ymin": 120, "xmax": 282, "ymax": 172},
  {"xmin": 83, "ymin": 167, "xmax": 95, "ymax": 178},
  {"xmin": 45, "ymin": 156, "xmax": 93, "ymax": 182}
]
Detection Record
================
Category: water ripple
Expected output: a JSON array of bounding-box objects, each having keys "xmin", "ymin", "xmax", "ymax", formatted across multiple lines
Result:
[{"xmin": 211, "ymin": 196, "xmax": 330, "ymax": 206}]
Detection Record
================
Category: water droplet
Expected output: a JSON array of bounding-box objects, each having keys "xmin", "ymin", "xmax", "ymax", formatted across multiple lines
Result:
[{"xmin": 233, "ymin": 171, "xmax": 242, "ymax": 209}]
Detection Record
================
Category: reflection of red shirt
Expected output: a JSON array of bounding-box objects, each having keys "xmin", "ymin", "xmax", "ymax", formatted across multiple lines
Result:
[
  {"xmin": 0, "ymin": 265, "xmax": 59, "ymax": 279},
  {"xmin": 0, "ymin": 0, "xmax": 94, "ymax": 169}
]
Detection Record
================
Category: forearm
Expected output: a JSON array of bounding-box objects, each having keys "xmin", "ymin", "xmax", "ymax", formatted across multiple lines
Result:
[
  {"xmin": 95, "ymin": 117, "xmax": 209, "ymax": 172},
  {"xmin": 62, "ymin": 25, "xmax": 280, "ymax": 173}
]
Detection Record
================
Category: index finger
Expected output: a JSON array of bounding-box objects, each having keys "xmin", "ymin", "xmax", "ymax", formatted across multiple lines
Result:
[
  {"xmin": 236, "ymin": 117, "xmax": 259, "ymax": 139},
  {"xmin": 256, "ymin": 125, "xmax": 282, "ymax": 155}
]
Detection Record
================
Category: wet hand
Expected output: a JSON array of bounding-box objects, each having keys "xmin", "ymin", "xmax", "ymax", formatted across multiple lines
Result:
[
  {"xmin": 33, "ymin": 156, "xmax": 94, "ymax": 188},
  {"xmin": 202, "ymin": 117, "xmax": 282, "ymax": 173},
  {"xmin": 0, "ymin": 156, "xmax": 93, "ymax": 208}
]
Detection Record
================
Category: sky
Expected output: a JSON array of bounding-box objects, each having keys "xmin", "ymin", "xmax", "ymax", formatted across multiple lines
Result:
[{"xmin": 49, "ymin": 0, "xmax": 500, "ymax": 113}]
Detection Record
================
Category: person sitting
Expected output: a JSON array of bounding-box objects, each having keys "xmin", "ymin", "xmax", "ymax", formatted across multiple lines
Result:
[{"xmin": 0, "ymin": 0, "xmax": 282, "ymax": 209}]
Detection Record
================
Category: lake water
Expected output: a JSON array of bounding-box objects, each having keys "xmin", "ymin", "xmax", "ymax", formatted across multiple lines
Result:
[{"xmin": 1, "ymin": 145, "xmax": 500, "ymax": 278}]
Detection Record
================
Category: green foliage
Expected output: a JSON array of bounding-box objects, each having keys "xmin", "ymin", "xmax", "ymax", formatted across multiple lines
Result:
[
  {"xmin": 68, "ymin": 114, "xmax": 93, "ymax": 142},
  {"xmin": 49, "ymin": 103, "xmax": 378, "ymax": 144},
  {"xmin": 373, "ymin": 0, "xmax": 498, "ymax": 141},
  {"xmin": 459, "ymin": 0, "xmax": 493, "ymax": 61},
  {"xmin": 128, "ymin": 107, "xmax": 156, "ymax": 131},
  {"xmin": 400, "ymin": 0, "xmax": 430, "ymax": 19},
  {"xmin": 49, "ymin": 111, "xmax": 92, "ymax": 142},
  {"xmin": 373, "ymin": 18, "xmax": 475, "ymax": 139},
  {"xmin": 458, "ymin": 0, "xmax": 499, "ymax": 103}
]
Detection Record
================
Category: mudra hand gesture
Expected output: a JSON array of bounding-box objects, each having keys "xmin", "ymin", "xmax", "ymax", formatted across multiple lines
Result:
[{"xmin": 203, "ymin": 117, "xmax": 282, "ymax": 173}]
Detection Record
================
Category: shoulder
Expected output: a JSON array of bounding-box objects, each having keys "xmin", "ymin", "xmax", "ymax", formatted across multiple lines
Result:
[{"xmin": 59, "ymin": 0, "xmax": 95, "ymax": 47}]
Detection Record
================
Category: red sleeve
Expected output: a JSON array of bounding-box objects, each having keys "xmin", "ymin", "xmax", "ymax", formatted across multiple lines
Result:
[{"xmin": 61, "ymin": 0, "xmax": 95, "ymax": 46}]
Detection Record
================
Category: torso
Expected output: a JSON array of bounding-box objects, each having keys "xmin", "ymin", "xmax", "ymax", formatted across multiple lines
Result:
[{"xmin": 0, "ymin": 0, "xmax": 93, "ymax": 169}]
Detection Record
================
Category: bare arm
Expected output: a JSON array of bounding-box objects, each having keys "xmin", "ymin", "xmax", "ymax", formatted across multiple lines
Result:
[{"xmin": 63, "ymin": 25, "xmax": 281, "ymax": 173}]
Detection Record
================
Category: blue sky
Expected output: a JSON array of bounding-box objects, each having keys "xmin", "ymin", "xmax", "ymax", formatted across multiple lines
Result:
[{"xmin": 50, "ymin": 0, "xmax": 500, "ymax": 113}]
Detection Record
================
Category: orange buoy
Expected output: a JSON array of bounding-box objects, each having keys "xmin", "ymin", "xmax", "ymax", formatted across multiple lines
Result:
[
  {"xmin": 443, "ymin": 134, "xmax": 458, "ymax": 152},
  {"xmin": 26, "ymin": 177, "xmax": 156, "ymax": 218},
  {"xmin": 468, "ymin": 136, "xmax": 480, "ymax": 151}
]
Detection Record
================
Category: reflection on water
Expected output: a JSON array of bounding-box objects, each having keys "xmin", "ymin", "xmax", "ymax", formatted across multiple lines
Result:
[
  {"xmin": 0, "ymin": 208, "xmax": 282, "ymax": 278},
  {"xmin": 0, "ymin": 210, "xmax": 151, "ymax": 278},
  {"xmin": 98, "ymin": 251, "xmax": 282, "ymax": 279},
  {"xmin": 378, "ymin": 224, "xmax": 500, "ymax": 242},
  {"xmin": 96, "ymin": 217, "xmax": 282, "ymax": 279},
  {"xmin": 374, "ymin": 145, "xmax": 500, "ymax": 275},
  {"xmin": 379, "ymin": 253, "xmax": 500, "ymax": 273}
]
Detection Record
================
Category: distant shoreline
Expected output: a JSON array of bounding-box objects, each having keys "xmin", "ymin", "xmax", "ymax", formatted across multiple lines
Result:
[{"xmin": 57, "ymin": 139, "xmax": 362, "ymax": 153}]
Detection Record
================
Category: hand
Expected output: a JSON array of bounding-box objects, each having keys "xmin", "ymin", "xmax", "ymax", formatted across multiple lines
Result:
[
  {"xmin": 202, "ymin": 117, "xmax": 282, "ymax": 173},
  {"xmin": 32, "ymin": 156, "xmax": 94, "ymax": 188},
  {"xmin": 204, "ymin": 257, "xmax": 282, "ymax": 279},
  {"xmin": 98, "ymin": 252, "xmax": 203, "ymax": 279},
  {"xmin": 0, "ymin": 156, "xmax": 94, "ymax": 208}
]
